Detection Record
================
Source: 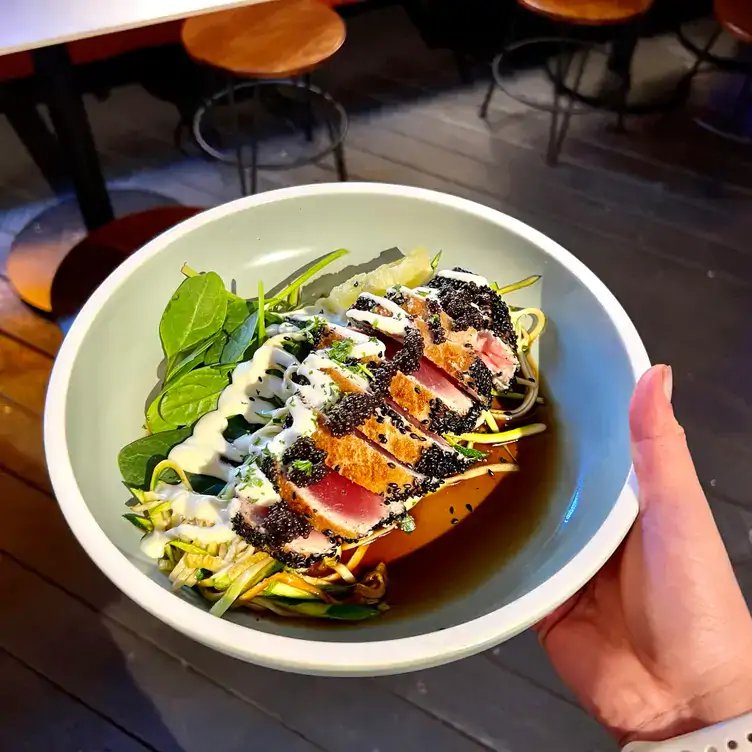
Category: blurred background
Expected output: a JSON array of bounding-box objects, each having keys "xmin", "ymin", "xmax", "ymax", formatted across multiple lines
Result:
[{"xmin": 3, "ymin": 0, "xmax": 752, "ymax": 750}]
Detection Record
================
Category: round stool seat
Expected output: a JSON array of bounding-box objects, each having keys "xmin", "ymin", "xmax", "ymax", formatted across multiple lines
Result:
[
  {"xmin": 51, "ymin": 206, "xmax": 201, "ymax": 319},
  {"xmin": 182, "ymin": 0, "xmax": 346, "ymax": 78},
  {"xmin": 716, "ymin": 0, "xmax": 752, "ymax": 45},
  {"xmin": 519, "ymin": 0, "xmax": 653, "ymax": 26}
]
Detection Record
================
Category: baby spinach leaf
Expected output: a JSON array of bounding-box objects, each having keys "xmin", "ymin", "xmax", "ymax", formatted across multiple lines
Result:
[
  {"xmin": 186, "ymin": 473, "xmax": 226, "ymax": 495},
  {"xmin": 159, "ymin": 367, "xmax": 231, "ymax": 427},
  {"xmin": 220, "ymin": 310, "xmax": 259, "ymax": 364},
  {"xmin": 224, "ymin": 296, "xmax": 253, "ymax": 334},
  {"xmin": 223, "ymin": 414, "xmax": 261, "ymax": 441},
  {"xmin": 146, "ymin": 393, "xmax": 172, "ymax": 434},
  {"xmin": 118, "ymin": 426, "xmax": 193, "ymax": 488},
  {"xmin": 204, "ymin": 333, "xmax": 227, "ymax": 365},
  {"xmin": 159, "ymin": 272, "xmax": 227, "ymax": 360},
  {"xmin": 164, "ymin": 332, "xmax": 223, "ymax": 386}
]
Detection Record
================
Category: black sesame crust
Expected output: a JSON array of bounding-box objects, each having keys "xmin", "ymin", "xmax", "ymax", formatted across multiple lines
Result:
[
  {"xmin": 231, "ymin": 502, "xmax": 311, "ymax": 549},
  {"xmin": 325, "ymin": 392, "xmax": 382, "ymax": 437},
  {"xmin": 428, "ymin": 398, "xmax": 483, "ymax": 435},
  {"xmin": 428, "ymin": 268, "xmax": 518, "ymax": 349},
  {"xmin": 392, "ymin": 326, "xmax": 424, "ymax": 375},
  {"xmin": 427, "ymin": 313, "xmax": 446, "ymax": 345},
  {"xmin": 349, "ymin": 296, "xmax": 375, "ymax": 313},
  {"xmin": 281, "ymin": 437, "xmax": 329, "ymax": 487},
  {"xmin": 282, "ymin": 437, "xmax": 325, "ymax": 464},
  {"xmin": 231, "ymin": 509, "xmax": 332, "ymax": 569},
  {"xmin": 467, "ymin": 357, "xmax": 493, "ymax": 404},
  {"xmin": 414, "ymin": 443, "xmax": 472, "ymax": 478},
  {"xmin": 385, "ymin": 288, "xmax": 407, "ymax": 307},
  {"xmin": 383, "ymin": 475, "xmax": 443, "ymax": 503},
  {"xmin": 369, "ymin": 360, "xmax": 397, "ymax": 398},
  {"xmin": 258, "ymin": 453, "xmax": 278, "ymax": 491}
]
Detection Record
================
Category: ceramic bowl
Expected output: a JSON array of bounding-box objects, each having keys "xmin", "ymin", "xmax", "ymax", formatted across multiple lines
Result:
[{"xmin": 45, "ymin": 183, "xmax": 649, "ymax": 676}]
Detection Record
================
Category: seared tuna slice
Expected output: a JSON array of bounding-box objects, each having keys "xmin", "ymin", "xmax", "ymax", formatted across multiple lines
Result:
[
  {"xmin": 428, "ymin": 268, "xmax": 518, "ymax": 350},
  {"xmin": 358, "ymin": 292, "xmax": 492, "ymax": 405},
  {"xmin": 312, "ymin": 417, "xmax": 437, "ymax": 501},
  {"xmin": 279, "ymin": 470, "xmax": 405, "ymax": 540},
  {"xmin": 381, "ymin": 339, "xmax": 481, "ymax": 435},
  {"xmin": 232, "ymin": 498, "xmax": 335, "ymax": 568},
  {"xmin": 387, "ymin": 286, "xmax": 518, "ymax": 394}
]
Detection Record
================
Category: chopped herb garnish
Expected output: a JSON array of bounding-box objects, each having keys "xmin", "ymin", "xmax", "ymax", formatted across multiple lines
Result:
[
  {"xmin": 444, "ymin": 435, "xmax": 489, "ymax": 461},
  {"xmin": 328, "ymin": 338, "xmax": 354, "ymax": 363},
  {"xmin": 398, "ymin": 514, "xmax": 416, "ymax": 534},
  {"xmin": 290, "ymin": 459, "xmax": 314, "ymax": 475}
]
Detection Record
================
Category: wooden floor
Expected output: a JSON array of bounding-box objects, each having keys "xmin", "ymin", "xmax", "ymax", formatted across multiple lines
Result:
[{"xmin": 3, "ymin": 7, "xmax": 752, "ymax": 751}]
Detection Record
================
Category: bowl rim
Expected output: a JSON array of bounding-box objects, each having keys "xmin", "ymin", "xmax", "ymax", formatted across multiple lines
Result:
[{"xmin": 44, "ymin": 182, "xmax": 649, "ymax": 676}]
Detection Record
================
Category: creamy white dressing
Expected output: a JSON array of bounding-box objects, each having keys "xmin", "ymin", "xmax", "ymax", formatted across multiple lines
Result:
[
  {"xmin": 161, "ymin": 268, "xmax": 472, "ymax": 500},
  {"xmin": 398, "ymin": 285, "xmax": 438, "ymax": 301},
  {"xmin": 436, "ymin": 269, "xmax": 489, "ymax": 286},
  {"xmin": 325, "ymin": 322, "xmax": 385, "ymax": 359},
  {"xmin": 168, "ymin": 336, "xmax": 301, "ymax": 480},
  {"xmin": 139, "ymin": 484, "xmax": 240, "ymax": 558},
  {"xmin": 357, "ymin": 291, "xmax": 409, "ymax": 319},
  {"xmin": 347, "ymin": 309, "xmax": 414, "ymax": 336}
]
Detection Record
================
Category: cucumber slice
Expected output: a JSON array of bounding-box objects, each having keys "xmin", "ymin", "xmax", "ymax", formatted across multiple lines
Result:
[{"xmin": 262, "ymin": 581, "xmax": 318, "ymax": 600}]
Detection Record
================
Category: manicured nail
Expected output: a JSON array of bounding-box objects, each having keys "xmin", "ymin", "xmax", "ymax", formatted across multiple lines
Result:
[{"xmin": 662, "ymin": 365, "xmax": 673, "ymax": 403}]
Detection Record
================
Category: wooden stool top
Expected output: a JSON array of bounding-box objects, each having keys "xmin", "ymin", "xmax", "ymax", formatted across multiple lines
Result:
[
  {"xmin": 182, "ymin": 0, "xmax": 346, "ymax": 78},
  {"xmin": 518, "ymin": 0, "xmax": 653, "ymax": 26},
  {"xmin": 716, "ymin": 0, "xmax": 752, "ymax": 44}
]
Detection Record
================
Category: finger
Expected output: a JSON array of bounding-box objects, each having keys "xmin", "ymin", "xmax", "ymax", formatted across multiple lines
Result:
[
  {"xmin": 629, "ymin": 364, "xmax": 708, "ymax": 520},
  {"xmin": 627, "ymin": 364, "xmax": 750, "ymax": 646}
]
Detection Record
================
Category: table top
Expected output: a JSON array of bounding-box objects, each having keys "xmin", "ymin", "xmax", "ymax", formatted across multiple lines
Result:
[{"xmin": 0, "ymin": 0, "xmax": 269, "ymax": 56}]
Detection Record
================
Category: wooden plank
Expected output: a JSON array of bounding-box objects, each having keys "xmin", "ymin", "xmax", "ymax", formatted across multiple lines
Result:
[
  {"xmin": 484, "ymin": 629, "xmax": 577, "ymax": 705},
  {"xmin": 0, "ymin": 331, "xmax": 51, "ymax": 414},
  {"xmin": 0, "ymin": 553, "xmax": 323, "ymax": 752},
  {"xmin": 377, "ymin": 651, "xmax": 613, "ymax": 751},
  {"xmin": 0, "ymin": 648, "xmax": 151, "ymax": 752},
  {"xmin": 0, "ymin": 395, "xmax": 50, "ymax": 492},
  {"xmin": 0, "ymin": 277, "xmax": 62, "ymax": 357},
  {"xmin": 0, "ymin": 471, "xmax": 490, "ymax": 752},
  {"xmin": 342, "ymin": 104, "xmax": 752, "ymax": 289}
]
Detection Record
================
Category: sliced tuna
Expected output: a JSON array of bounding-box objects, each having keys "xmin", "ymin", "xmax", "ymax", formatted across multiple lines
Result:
[
  {"xmin": 387, "ymin": 287, "xmax": 517, "ymax": 395},
  {"xmin": 279, "ymin": 470, "xmax": 405, "ymax": 540},
  {"xmin": 231, "ymin": 498, "xmax": 335, "ymax": 568},
  {"xmin": 312, "ymin": 417, "xmax": 438, "ymax": 500}
]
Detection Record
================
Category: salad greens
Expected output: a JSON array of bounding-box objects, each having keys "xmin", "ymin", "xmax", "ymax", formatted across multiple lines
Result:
[
  {"xmin": 118, "ymin": 426, "xmax": 193, "ymax": 487},
  {"xmin": 120, "ymin": 249, "xmax": 350, "ymax": 488}
]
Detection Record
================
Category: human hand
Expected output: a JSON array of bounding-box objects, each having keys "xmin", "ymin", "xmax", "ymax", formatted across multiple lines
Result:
[{"xmin": 535, "ymin": 364, "xmax": 752, "ymax": 745}]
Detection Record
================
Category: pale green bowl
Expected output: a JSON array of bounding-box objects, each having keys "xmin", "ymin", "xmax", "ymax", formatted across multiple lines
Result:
[{"xmin": 45, "ymin": 183, "xmax": 649, "ymax": 676}]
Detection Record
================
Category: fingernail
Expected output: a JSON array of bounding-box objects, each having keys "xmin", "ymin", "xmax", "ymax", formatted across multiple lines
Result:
[{"xmin": 662, "ymin": 365, "xmax": 673, "ymax": 403}]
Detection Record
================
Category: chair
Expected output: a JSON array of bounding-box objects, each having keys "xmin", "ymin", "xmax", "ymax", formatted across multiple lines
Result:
[
  {"xmin": 182, "ymin": 0, "xmax": 349, "ymax": 195},
  {"xmin": 479, "ymin": 0, "xmax": 654, "ymax": 165},
  {"xmin": 680, "ymin": 0, "xmax": 752, "ymax": 143}
]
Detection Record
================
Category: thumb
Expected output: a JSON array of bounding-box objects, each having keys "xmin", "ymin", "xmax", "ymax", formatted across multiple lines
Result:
[
  {"xmin": 629, "ymin": 364, "xmax": 744, "ymax": 619},
  {"xmin": 629, "ymin": 364, "xmax": 706, "ymax": 519}
]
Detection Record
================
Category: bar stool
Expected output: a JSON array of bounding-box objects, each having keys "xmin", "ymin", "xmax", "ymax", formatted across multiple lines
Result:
[
  {"xmin": 182, "ymin": 0, "xmax": 348, "ymax": 196},
  {"xmin": 679, "ymin": 0, "xmax": 752, "ymax": 143},
  {"xmin": 480, "ymin": 0, "xmax": 654, "ymax": 165}
]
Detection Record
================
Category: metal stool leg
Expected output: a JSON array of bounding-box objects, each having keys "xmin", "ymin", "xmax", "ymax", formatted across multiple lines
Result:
[
  {"xmin": 227, "ymin": 77, "xmax": 248, "ymax": 195},
  {"xmin": 547, "ymin": 45, "xmax": 590, "ymax": 165},
  {"xmin": 249, "ymin": 84, "xmax": 259, "ymax": 195},
  {"xmin": 680, "ymin": 26, "xmax": 723, "ymax": 92},
  {"xmin": 480, "ymin": 77, "xmax": 497, "ymax": 119},
  {"xmin": 326, "ymin": 118, "xmax": 348, "ymax": 182},
  {"xmin": 302, "ymin": 73, "xmax": 315, "ymax": 143},
  {"xmin": 480, "ymin": 7, "xmax": 518, "ymax": 120}
]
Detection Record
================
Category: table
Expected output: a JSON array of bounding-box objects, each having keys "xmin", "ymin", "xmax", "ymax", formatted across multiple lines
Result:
[{"xmin": 1, "ymin": 0, "xmax": 269, "ymax": 311}]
